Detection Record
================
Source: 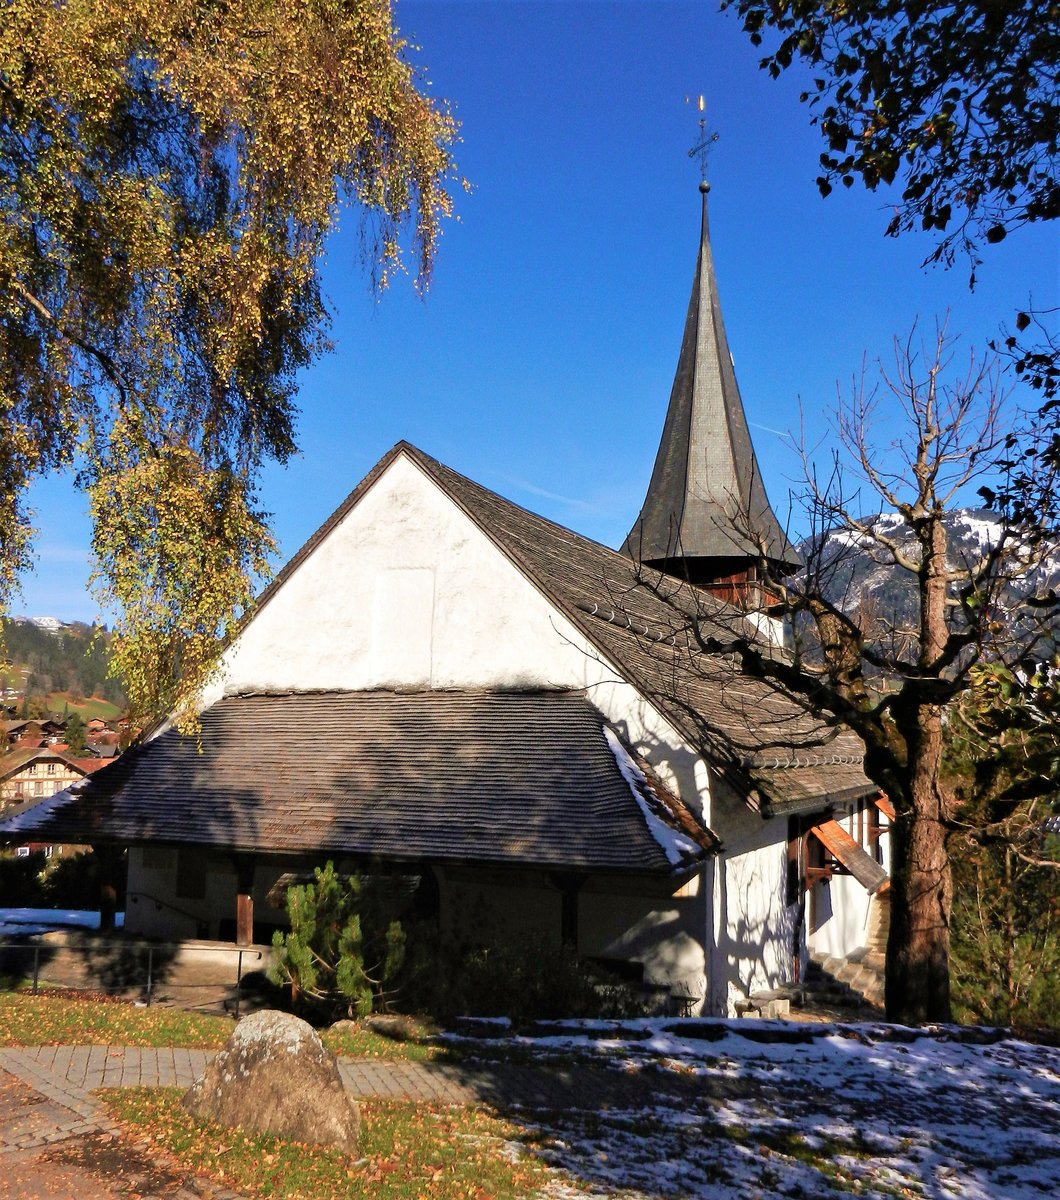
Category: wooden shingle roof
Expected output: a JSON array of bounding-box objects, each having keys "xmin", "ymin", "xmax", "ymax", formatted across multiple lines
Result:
[{"xmin": 0, "ymin": 691, "xmax": 708, "ymax": 875}]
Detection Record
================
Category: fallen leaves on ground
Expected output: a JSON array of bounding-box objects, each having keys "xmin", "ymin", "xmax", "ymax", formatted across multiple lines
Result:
[{"xmin": 101, "ymin": 1087, "xmax": 557, "ymax": 1199}]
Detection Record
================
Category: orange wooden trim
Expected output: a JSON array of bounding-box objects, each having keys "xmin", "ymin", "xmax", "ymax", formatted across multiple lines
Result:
[
  {"xmin": 875, "ymin": 795, "xmax": 896, "ymax": 821},
  {"xmin": 808, "ymin": 818, "xmax": 889, "ymax": 892},
  {"xmin": 809, "ymin": 818, "xmax": 859, "ymax": 861}
]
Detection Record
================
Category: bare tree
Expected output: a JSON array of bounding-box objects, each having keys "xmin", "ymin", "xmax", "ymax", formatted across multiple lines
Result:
[{"xmin": 631, "ymin": 325, "xmax": 1060, "ymax": 1023}]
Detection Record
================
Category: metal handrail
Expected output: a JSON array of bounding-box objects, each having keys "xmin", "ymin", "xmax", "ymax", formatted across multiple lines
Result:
[
  {"xmin": 125, "ymin": 888, "xmax": 206, "ymax": 928},
  {"xmin": 0, "ymin": 939, "xmax": 265, "ymax": 1017}
]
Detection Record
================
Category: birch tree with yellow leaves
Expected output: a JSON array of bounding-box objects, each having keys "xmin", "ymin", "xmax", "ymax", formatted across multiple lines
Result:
[{"xmin": 0, "ymin": 0, "xmax": 458, "ymax": 727}]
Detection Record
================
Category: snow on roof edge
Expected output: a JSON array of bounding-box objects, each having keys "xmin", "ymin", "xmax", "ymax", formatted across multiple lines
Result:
[{"xmin": 603, "ymin": 726, "xmax": 702, "ymax": 868}]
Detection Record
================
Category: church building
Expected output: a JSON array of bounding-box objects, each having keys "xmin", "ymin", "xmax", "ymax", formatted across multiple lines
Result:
[{"xmin": 1, "ymin": 180, "xmax": 891, "ymax": 1015}]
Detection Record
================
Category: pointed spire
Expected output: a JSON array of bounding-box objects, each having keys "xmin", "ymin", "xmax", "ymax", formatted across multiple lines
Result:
[{"xmin": 621, "ymin": 184, "xmax": 800, "ymax": 600}]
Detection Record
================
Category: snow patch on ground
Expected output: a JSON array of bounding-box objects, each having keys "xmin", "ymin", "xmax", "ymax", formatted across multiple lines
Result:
[
  {"xmin": 449, "ymin": 1019, "xmax": 1060, "ymax": 1199},
  {"xmin": 0, "ymin": 908, "xmax": 125, "ymax": 937}
]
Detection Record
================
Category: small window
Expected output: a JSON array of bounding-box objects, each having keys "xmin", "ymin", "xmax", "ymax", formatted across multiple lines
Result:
[
  {"xmin": 176, "ymin": 848, "xmax": 207, "ymax": 900},
  {"xmin": 33, "ymin": 781, "xmax": 43, "ymax": 796},
  {"xmin": 13, "ymin": 783, "xmax": 23, "ymax": 799},
  {"xmin": 46, "ymin": 763, "xmax": 56, "ymax": 775},
  {"xmin": 43, "ymin": 845, "xmax": 53, "ymax": 859},
  {"xmin": 27, "ymin": 763, "xmax": 37, "ymax": 775},
  {"xmin": 15, "ymin": 846, "xmax": 29, "ymax": 857},
  {"xmin": 142, "ymin": 846, "xmax": 175, "ymax": 872}
]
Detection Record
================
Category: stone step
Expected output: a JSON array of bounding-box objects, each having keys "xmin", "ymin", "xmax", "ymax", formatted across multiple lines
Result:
[
  {"xmin": 805, "ymin": 947, "xmax": 885, "ymax": 1011},
  {"xmin": 793, "ymin": 973, "xmax": 862, "ymax": 1004},
  {"xmin": 861, "ymin": 982, "xmax": 884, "ymax": 1007},
  {"xmin": 736, "ymin": 995, "xmax": 791, "ymax": 1020}
]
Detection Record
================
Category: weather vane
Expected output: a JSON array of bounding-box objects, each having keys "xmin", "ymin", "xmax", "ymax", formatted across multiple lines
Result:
[{"xmin": 687, "ymin": 94, "xmax": 718, "ymax": 187}]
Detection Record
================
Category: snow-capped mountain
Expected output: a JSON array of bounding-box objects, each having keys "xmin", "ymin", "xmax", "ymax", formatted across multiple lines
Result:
[
  {"xmin": 24, "ymin": 616, "xmax": 64, "ymax": 634},
  {"xmin": 799, "ymin": 509, "xmax": 1060, "ymax": 626}
]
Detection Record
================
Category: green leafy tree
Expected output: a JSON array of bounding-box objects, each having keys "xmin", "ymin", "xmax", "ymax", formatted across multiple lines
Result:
[
  {"xmin": 65, "ymin": 711, "xmax": 87, "ymax": 756},
  {"xmin": 950, "ymin": 691, "xmax": 1060, "ymax": 1027},
  {"xmin": 722, "ymin": 1, "xmax": 1059, "ymax": 269},
  {"xmin": 950, "ymin": 833, "xmax": 1060, "ymax": 1028},
  {"xmin": 271, "ymin": 862, "xmax": 406, "ymax": 1018},
  {"xmin": 0, "ymin": 1, "xmax": 459, "ymax": 728},
  {"xmin": 947, "ymin": 668, "xmax": 1060, "ymax": 1025}
]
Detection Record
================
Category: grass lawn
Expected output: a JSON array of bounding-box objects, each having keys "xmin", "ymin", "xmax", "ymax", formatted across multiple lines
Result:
[
  {"xmin": 0, "ymin": 993, "xmax": 235, "ymax": 1048},
  {"xmin": 0, "ymin": 993, "xmax": 439, "ymax": 1060},
  {"xmin": 102, "ymin": 1087, "xmax": 553, "ymax": 1199},
  {"xmin": 44, "ymin": 692, "xmax": 123, "ymax": 721}
]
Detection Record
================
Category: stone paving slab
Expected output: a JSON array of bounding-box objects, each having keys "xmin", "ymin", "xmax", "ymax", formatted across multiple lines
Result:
[
  {"xmin": 4, "ymin": 1045, "xmax": 698, "ymax": 1115},
  {"xmin": 0, "ymin": 1064, "xmax": 248, "ymax": 1197}
]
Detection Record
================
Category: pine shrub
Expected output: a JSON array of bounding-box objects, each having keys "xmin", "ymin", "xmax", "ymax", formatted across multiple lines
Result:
[{"xmin": 270, "ymin": 862, "xmax": 406, "ymax": 1018}]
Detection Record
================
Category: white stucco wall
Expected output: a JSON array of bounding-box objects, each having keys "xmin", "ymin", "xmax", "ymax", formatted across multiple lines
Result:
[
  {"xmin": 438, "ymin": 868, "xmax": 564, "ymax": 947},
  {"xmin": 435, "ymin": 866, "xmax": 707, "ymax": 1009},
  {"xmin": 707, "ymin": 781, "xmax": 796, "ymax": 1012},
  {"xmin": 125, "ymin": 848, "xmax": 289, "ymax": 942},
  {"xmin": 580, "ymin": 873, "xmax": 707, "ymax": 1003},
  {"xmin": 808, "ymin": 873, "xmax": 869, "ymax": 960}
]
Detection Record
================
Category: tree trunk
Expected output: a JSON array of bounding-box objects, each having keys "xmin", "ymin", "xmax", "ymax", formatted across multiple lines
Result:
[
  {"xmin": 885, "ymin": 785, "xmax": 953, "ymax": 1022},
  {"xmin": 885, "ymin": 507, "xmax": 954, "ymax": 1023},
  {"xmin": 1002, "ymin": 849, "xmax": 1016, "ymax": 1022}
]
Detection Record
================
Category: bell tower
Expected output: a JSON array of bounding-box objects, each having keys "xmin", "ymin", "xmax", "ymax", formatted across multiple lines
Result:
[{"xmin": 621, "ymin": 100, "xmax": 799, "ymax": 607}]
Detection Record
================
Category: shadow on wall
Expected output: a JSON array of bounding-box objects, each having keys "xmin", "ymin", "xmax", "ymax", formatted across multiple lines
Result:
[
  {"xmin": 607, "ymin": 705, "xmax": 707, "ymax": 820},
  {"xmin": 0, "ymin": 930, "xmax": 180, "ymax": 1001},
  {"xmin": 716, "ymin": 847, "xmax": 799, "ymax": 1008}
]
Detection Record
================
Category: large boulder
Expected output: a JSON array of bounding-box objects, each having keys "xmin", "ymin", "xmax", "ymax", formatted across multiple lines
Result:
[{"xmin": 182, "ymin": 1009, "xmax": 359, "ymax": 1150}]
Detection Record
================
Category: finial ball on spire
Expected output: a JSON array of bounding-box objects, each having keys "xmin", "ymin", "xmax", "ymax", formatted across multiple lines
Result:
[{"xmin": 699, "ymin": 180, "xmax": 710, "ymax": 194}]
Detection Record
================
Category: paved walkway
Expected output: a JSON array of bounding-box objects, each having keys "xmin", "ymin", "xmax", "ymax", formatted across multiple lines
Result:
[
  {"xmin": 1, "ymin": 1043, "xmax": 701, "ymax": 1137},
  {"xmin": 0, "ymin": 1042, "xmax": 738, "ymax": 1198},
  {"xmin": 0, "ymin": 1045, "xmax": 495, "ymax": 1139},
  {"xmin": 0, "ymin": 1043, "xmax": 700, "ymax": 1157},
  {"xmin": 0, "ymin": 1048, "xmax": 245, "ymax": 1200},
  {"xmin": 0, "ymin": 1047, "xmax": 452, "ymax": 1158},
  {"xmin": 0, "ymin": 1047, "xmax": 501, "ymax": 1198}
]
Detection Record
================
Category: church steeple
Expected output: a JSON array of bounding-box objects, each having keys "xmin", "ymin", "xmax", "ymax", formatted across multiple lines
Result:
[{"xmin": 621, "ymin": 177, "xmax": 800, "ymax": 606}]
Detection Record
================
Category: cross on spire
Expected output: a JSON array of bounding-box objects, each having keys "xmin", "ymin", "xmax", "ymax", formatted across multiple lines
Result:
[{"xmin": 687, "ymin": 95, "xmax": 718, "ymax": 188}]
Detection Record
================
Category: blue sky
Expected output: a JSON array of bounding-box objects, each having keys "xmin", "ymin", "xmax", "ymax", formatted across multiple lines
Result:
[{"xmin": 20, "ymin": 0, "xmax": 1059, "ymax": 622}]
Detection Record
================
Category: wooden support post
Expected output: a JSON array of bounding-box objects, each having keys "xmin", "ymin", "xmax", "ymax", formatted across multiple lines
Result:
[
  {"xmin": 548, "ymin": 872, "xmax": 587, "ymax": 951},
  {"xmin": 93, "ymin": 845, "xmax": 122, "ymax": 932},
  {"xmin": 235, "ymin": 857, "xmax": 256, "ymax": 946}
]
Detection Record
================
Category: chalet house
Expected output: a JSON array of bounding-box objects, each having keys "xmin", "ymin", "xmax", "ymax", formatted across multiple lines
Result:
[
  {"xmin": 0, "ymin": 747, "xmax": 106, "ymax": 858},
  {"xmin": 4, "ymin": 719, "xmax": 47, "ymax": 749},
  {"xmin": 1, "ymin": 747, "xmax": 85, "ymax": 807},
  {"xmin": 0, "ymin": 184, "xmax": 890, "ymax": 1014}
]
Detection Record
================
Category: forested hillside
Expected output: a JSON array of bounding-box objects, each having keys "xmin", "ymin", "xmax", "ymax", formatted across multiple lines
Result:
[{"xmin": 1, "ymin": 618, "xmax": 125, "ymax": 709}]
